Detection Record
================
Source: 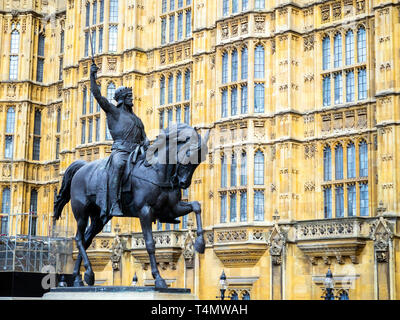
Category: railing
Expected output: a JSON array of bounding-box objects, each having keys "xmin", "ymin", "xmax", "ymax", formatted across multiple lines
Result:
[
  {"xmin": 295, "ymin": 217, "xmax": 370, "ymax": 241},
  {"xmin": 130, "ymin": 230, "xmax": 186, "ymax": 250}
]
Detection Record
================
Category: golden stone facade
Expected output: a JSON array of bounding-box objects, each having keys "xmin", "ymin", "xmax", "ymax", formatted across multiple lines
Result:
[{"xmin": 0, "ymin": 0, "xmax": 400, "ymax": 300}]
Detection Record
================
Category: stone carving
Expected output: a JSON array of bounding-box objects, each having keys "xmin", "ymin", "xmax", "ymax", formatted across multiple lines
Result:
[
  {"xmin": 304, "ymin": 35, "xmax": 314, "ymax": 51},
  {"xmin": 321, "ymin": 4, "xmax": 330, "ymax": 23},
  {"xmin": 370, "ymin": 217, "xmax": 393, "ymax": 263},
  {"xmin": 267, "ymin": 224, "xmax": 288, "ymax": 266},
  {"xmin": 254, "ymin": 16, "xmax": 265, "ymax": 33},
  {"xmin": 110, "ymin": 231, "xmax": 124, "ymax": 271}
]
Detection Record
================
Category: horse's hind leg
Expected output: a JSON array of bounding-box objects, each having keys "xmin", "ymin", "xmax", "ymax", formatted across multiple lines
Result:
[
  {"xmin": 139, "ymin": 205, "xmax": 167, "ymax": 289},
  {"xmin": 72, "ymin": 216, "xmax": 108, "ymax": 286},
  {"xmin": 74, "ymin": 216, "xmax": 96, "ymax": 286}
]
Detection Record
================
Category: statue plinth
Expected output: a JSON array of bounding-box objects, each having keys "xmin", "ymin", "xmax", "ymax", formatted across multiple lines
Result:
[{"xmin": 42, "ymin": 286, "xmax": 197, "ymax": 300}]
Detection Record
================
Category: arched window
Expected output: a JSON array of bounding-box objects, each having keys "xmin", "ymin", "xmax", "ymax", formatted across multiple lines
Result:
[
  {"xmin": 231, "ymin": 49, "xmax": 238, "ymax": 82},
  {"xmin": 160, "ymin": 76, "xmax": 166, "ymax": 105},
  {"xmin": 254, "ymin": 190, "xmax": 264, "ymax": 221},
  {"xmin": 334, "ymin": 33, "xmax": 342, "ymax": 68},
  {"xmin": 339, "ymin": 291, "xmax": 349, "ymax": 300},
  {"xmin": 169, "ymin": 15, "xmax": 175, "ymax": 42},
  {"xmin": 184, "ymin": 70, "xmax": 191, "ymax": 100},
  {"xmin": 322, "ymin": 36, "xmax": 330, "ymax": 70},
  {"xmin": 348, "ymin": 184, "xmax": 356, "ymax": 217},
  {"xmin": 82, "ymin": 86, "xmax": 87, "ymax": 114},
  {"xmin": 232, "ymin": 0, "xmax": 238, "ymax": 13},
  {"xmin": 221, "ymin": 155, "xmax": 227, "ymax": 188},
  {"xmin": 242, "ymin": 0, "xmax": 248, "ymax": 11},
  {"xmin": 334, "ymin": 73, "xmax": 343, "ymax": 105},
  {"xmin": 240, "ymin": 151, "xmax": 247, "ymax": 186},
  {"xmin": 185, "ymin": 10, "xmax": 192, "ymax": 37},
  {"xmin": 85, "ymin": 2, "xmax": 90, "ymax": 26},
  {"xmin": 241, "ymin": 46, "xmax": 248, "ymax": 80},
  {"xmin": 358, "ymin": 68, "xmax": 367, "ymax": 100},
  {"xmin": 159, "ymin": 110, "xmax": 165, "ymax": 129},
  {"xmin": 254, "ymin": 83, "xmax": 264, "ymax": 113},
  {"xmin": 9, "ymin": 30, "xmax": 20, "ymax": 80},
  {"xmin": 6, "ymin": 108, "xmax": 15, "ymax": 134},
  {"xmin": 109, "ymin": 0, "xmax": 118, "ymax": 23},
  {"xmin": 335, "ymin": 186, "xmax": 344, "ymax": 218},
  {"xmin": 223, "ymin": 0, "xmax": 229, "ymax": 16},
  {"xmin": 161, "ymin": 18, "xmax": 167, "ymax": 45},
  {"xmin": 335, "ymin": 144, "xmax": 343, "ymax": 180},
  {"xmin": 324, "ymin": 187, "xmax": 332, "ymax": 218},
  {"xmin": 29, "ymin": 189, "xmax": 38, "ymax": 236},
  {"xmin": 242, "ymin": 291, "xmax": 250, "ymax": 300},
  {"xmin": 1, "ymin": 188, "xmax": 11, "ymax": 214},
  {"xmin": 345, "ymin": 30, "xmax": 354, "ymax": 65},
  {"xmin": 357, "ymin": 26, "xmax": 366, "ymax": 63},
  {"xmin": 34, "ymin": 110, "xmax": 42, "ymax": 135},
  {"xmin": 360, "ymin": 183, "xmax": 369, "ymax": 216},
  {"xmin": 92, "ymin": 1, "xmax": 97, "ymax": 25},
  {"xmin": 231, "ymin": 87, "xmax": 238, "ymax": 116},
  {"xmin": 231, "ymin": 153, "xmax": 237, "ymax": 186},
  {"xmin": 241, "ymin": 84, "xmax": 248, "ymax": 114},
  {"xmin": 323, "ymin": 145, "xmax": 331, "ymax": 181},
  {"xmin": 221, "ymin": 89, "xmax": 228, "ymax": 118},
  {"xmin": 347, "ymin": 142, "xmax": 355, "ymax": 178},
  {"xmin": 220, "ymin": 193, "xmax": 227, "ymax": 223},
  {"xmin": 230, "ymin": 291, "xmax": 239, "ymax": 300},
  {"xmin": 240, "ymin": 191, "xmax": 247, "ymax": 222},
  {"xmin": 56, "ymin": 109, "xmax": 61, "ymax": 133},
  {"xmin": 254, "ymin": 150, "xmax": 264, "ymax": 185},
  {"xmin": 177, "ymin": 13, "xmax": 183, "ymax": 40},
  {"xmin": 168, "ymin": 75, "xmax": 174, "ymax": 104},
  {"xmin": 230, "ymin": 193, "xmax": 237, "ymax": 222},
  {"xmin": 254, "ymin": 45, "xmax": 264, "ymax": 79},
  {"xmin": 10, "ymin": 29, "xmax": 20, "ymax": 54},
  {"xmin": 255, "ymin": 0, "xmax": 265, "ymax": 9},
  {"xmin": 107, "ymin": 82, "xmax": 116, "ymax": 101},
  {"xmin": 222, "ymin": 52, "xmax": 228, "ymax": 83},
  {"xmin": 37, "ymin": 34, "xmax": 45, "ymax": 82},
  {"xmin": 176, "ymin": 72, "xmax": 182, "ymax": 102},
  {"xmin": 346, "ymin": 71, "xmax": 355, "ymax": 102},
  {"xmin": 323, "ymin": 75, "xmax": 331, "ymax": 106},
  {"xmin": 359, "ymin": 140, "xmax": 368, "ymax": 177},
  {"xmin": 100, "ymin": 0, "xmax": 104, "ymax": 22}
]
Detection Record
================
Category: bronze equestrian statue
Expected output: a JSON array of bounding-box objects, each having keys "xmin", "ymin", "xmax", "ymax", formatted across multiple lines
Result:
[
  {"xmin": 53, "ymin": 64, "xmax": 210, "ymax": 288},
  {"xmin": 90, "ymin": 63, "xmax": 148, "ymax": 220}
]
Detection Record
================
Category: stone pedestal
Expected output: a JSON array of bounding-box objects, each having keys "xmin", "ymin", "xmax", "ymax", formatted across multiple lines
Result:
[{"xmin": 42, "ymin": 286, "xmax": 197, "ymax": 300}]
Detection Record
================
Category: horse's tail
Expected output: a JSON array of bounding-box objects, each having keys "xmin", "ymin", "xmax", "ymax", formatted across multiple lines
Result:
[{"xmin": 53, "ymin": 160, "xmax": 87, "ymax": 222}]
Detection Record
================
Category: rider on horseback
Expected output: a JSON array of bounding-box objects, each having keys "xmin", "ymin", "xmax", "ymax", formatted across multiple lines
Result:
[{"xmin": 90, "ymin": 62, "xmax": 148, "ymax": 219}]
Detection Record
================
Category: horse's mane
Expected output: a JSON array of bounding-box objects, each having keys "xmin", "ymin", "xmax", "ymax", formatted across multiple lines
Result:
[{"xmin": 146, "ymin": 124, "xmax": 201, "ymax": 166}]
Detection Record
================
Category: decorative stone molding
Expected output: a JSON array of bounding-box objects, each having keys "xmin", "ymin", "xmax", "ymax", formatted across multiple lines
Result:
[
  {"xmin": 296, "ymin": 218, "xmax": 370, "ymax": 265},
  {"xmin": 267, "ymin": 224, "xmax": 288, "ymax": 265},
  {"xmin": 212, "ymin": 226, "xmax": 268, "ymax": 268},
  {"xmin": 129, "ymin": 230, "xmax": 186, "ymax": 271},
  {"xmin": 370, "ymin": 217, "xmax": 393, "ymax": 263}
]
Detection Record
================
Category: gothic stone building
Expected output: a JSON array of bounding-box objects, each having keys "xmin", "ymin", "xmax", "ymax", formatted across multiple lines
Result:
[{"xmin": 0, "ymin": 0, "xmax": 399, "ymax": 300}]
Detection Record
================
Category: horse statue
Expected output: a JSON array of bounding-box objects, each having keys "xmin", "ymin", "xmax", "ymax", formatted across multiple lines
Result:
[{"xmin": 53, "ymin": 123, "xmax": 210, "ymax": 288}]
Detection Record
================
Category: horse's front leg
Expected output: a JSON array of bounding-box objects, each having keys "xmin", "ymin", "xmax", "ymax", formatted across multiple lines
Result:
[
  {"xmin": 139, "ymin": 205, "xmax": 167, "ymax": 289},
  {"xmin": 190, "ymin": 201, "xmax": 205, "ymax": 254},
  {"xmin": 172, "ymin": 201, "xmax": 205, "ymax": 254}
]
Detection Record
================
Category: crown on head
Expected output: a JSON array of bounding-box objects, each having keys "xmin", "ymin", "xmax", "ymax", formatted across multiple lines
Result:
[{"xmin": 114, "ymin": 86, "xmax": 132, "ymax": 102}]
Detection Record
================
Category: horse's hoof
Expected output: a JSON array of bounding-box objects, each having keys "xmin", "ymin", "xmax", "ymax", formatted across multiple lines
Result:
[
  {"xmin": 73, "ymin": 275, "xmax": 84, "ymax": 287},
  {"xmin": 84, "ymin": 270, "xmax": 95, "ymax": 286},
  {"xmin": 155, "ymin": 278, "xmax": 168, "ymax": 289},
  {"xmin": 194, "ymin": 237, "xmax": 205, "ymax": 254}
]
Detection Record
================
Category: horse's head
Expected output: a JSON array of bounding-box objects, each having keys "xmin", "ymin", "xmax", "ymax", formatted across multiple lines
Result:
[
  {"xmin": 174, "ymin": 127, "xmax": 210, "ymax": 189},
  {"xmin": 146, "ymin": 124, "xmax": 210, "ymax": 189}
]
